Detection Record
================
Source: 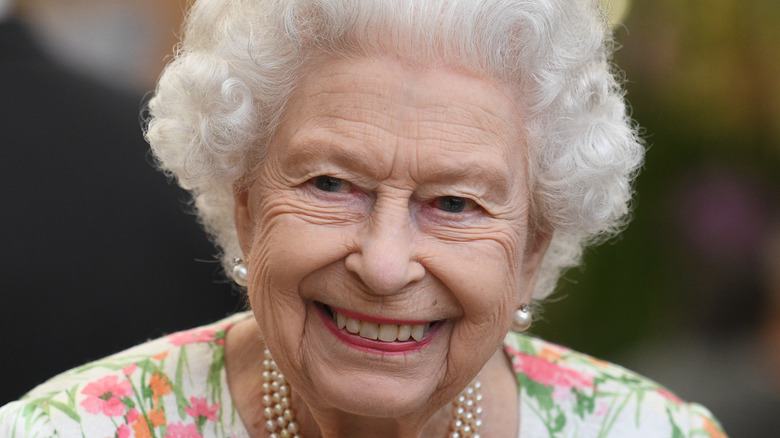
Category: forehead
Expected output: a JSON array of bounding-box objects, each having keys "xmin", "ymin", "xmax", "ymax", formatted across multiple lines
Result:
[{"xmin": 270, "ymin": 56, "xmax": 527, "ymax": 180}]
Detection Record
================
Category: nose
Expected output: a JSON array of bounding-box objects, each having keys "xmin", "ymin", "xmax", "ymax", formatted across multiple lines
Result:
[{"xmin": 345, "ymin": 204, "xmax": 425, "ymax": 295}]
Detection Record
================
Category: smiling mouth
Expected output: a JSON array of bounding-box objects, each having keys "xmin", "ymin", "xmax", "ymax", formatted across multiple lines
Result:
[{"xmin": 318, "ymin": 303, "xmax": 437, "ymax": 343}]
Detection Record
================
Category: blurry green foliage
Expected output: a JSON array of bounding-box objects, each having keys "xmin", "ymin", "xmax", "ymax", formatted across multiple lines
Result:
[{"xmin": 533, "ymin": 0, "xmax": 780, "ymax": 359}]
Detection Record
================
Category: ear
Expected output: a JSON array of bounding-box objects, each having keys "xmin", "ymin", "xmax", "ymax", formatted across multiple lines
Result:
[
  {"xmin": 517, "ymin": 229, "xmax": 552, "ymax": 304},
  {"xmin": 233, "ymin": 182, "xmax": 254, "ymax": 257}
]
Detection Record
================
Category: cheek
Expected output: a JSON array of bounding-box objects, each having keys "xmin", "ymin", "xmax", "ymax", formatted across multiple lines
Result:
[
  {"xmin": 443, "ymin": 231, "xmax": 526, "ymax": 330},
  {"xmin": 431, "ymin": 235, "xmax": 523, "ymax": 390},
  {"xmin": 244, "ymin": 193, "xmax": 358, "ymax": 361},
  {"xmin": 245, "ymin": 193, "xmax": 355, "ymax": 306},
  {"xmin": 432, "ymin": 229, "xmax": 524, "ymax": 300}
]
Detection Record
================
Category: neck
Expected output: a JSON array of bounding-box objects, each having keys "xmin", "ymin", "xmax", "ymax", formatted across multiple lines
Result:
[{"xmin": 297, "ymin": 396, "xmax": 455, "ymax": 438}]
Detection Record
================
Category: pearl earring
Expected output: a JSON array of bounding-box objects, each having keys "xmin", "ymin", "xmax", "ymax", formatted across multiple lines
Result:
[
  {"xmin": 511, "ymin": 304, "xmax": 532, "ymax": 332},
  {"xmin": 232, "ymin": 258, "xmax": 248, "ymax": 287}
]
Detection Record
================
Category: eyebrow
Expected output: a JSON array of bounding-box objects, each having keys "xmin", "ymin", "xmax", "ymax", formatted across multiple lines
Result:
[
  {"xmin": 282, "ymin": 138, "xmax": 516, "ymax": 202},
  {"xmin": 419, "ymin": 160, "xmax": 514, "ymax": 202},
  {"xmin": 282, "ymin": 140, "xmax": 385, "ymax": 179}
]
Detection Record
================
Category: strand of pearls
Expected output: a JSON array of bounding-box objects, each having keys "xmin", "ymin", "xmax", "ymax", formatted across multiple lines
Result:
[
  {"xmin": 449, "ymin": 380, "xmax": 483, "ymax": 438},
  {"xmin": 262, "ymin": 349, "xmax": 301, "ymax": 438},
  {"xmin": 262, "ymin": 348, "xmax": 482, "ymax": 438}
]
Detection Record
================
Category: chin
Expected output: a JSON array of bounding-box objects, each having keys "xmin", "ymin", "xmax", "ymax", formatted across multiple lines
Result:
[{"xmin": 307, "ymin": 368, "xmax": 441, "ymax": 418}]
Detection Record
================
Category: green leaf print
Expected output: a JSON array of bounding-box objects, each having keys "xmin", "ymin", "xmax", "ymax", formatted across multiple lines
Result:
[
  {"xmin": 518, "ymin": 374, "xmax": 555, "ymax": 412},
  {"xmin": 573, "ymin": 388, "xmax": 595, "ymax": 418},
  {"xmin": 515, "ymin": 335, "xmax": 538, "ymax": 355},
  {"xmin": 21, "ymin": 401, "xmax": 42, "ymax": 432},
  {"xmin": 667, "ymin": 407, "xmax": 685, "ymax": 438},
  {"xmin": 138, "ymin": 358, "xmax": 160, "ymax": 376},
  {"xmin": 174, "ymin": 345, "xmax": 191, "ymax": 420},
  {"xmin": 551, "ymin": 412, "xmax": 566, "ymax": 433},
  {"xmin": 121, "ymin": 397, "xmax": 135, "ymax": 409},
  {"xmin": 45, "ymin": 400, "xmax": 80, "ymax": 423},
  {"xmin": 207, "ymin": 343, "xmax": 225, "ymax": 404}
]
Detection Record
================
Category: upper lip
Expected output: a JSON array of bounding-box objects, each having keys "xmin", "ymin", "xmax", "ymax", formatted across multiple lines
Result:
[{"xmin": 322, "ymin": 303, "xmax": 438, "ymax": 325}]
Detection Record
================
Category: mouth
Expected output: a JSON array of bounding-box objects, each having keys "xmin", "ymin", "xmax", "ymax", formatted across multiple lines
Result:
[{"xmin": 314, "ymin": 302, "xmax": 443, "ymax": 354}]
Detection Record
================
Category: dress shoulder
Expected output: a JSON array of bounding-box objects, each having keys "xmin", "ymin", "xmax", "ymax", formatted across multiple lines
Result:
[
  {"xmin": 0, "ymin": 399, "xmax": 58, "ymax": 438},
  {"xmin": 0, "ymin": 313, "xmax": 251, "ymax": 438},
  {"xmin": 503, "ymin": 332, "xmax": 728, "ymax": 437}
]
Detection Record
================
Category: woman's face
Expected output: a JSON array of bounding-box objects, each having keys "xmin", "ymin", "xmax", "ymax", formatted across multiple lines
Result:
[{"xmin": 234, "ymin": 56, "xmax": 548, "ymax": 418}]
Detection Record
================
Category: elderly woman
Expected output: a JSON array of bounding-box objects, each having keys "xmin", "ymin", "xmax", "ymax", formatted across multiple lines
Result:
[{"xmin": 0, "ymin": 0, "xmax": 727, "ymax": 437}]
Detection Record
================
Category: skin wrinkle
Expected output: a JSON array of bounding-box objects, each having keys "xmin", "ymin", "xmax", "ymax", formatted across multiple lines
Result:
[
  {"xmin": 300, "ymin": 59, "xmax": 519, "ymax": 142},
  {"xmin": 230, "ymin": 56, "xmax": 547, "ymax": 438},
  {"xmin": 285, "ymin": 138, "xmax": 514, "ymax": 210},
  {"xmin": 139, "ymin": 3, "xmax": 645, "ymax": 434},
  {"xmin": 306, "ymin": 97, "xmax": 514, "ymax": 157}
]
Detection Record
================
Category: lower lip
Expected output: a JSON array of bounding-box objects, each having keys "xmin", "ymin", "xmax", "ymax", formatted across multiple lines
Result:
[{"xmin": 315, "ymin": 304, "xmax": 442, "ymax": 355}]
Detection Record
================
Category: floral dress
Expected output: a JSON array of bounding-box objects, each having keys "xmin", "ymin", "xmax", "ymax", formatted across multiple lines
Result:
[{"xmin": 0, "ymin": 313, "xmax": 727, "ymax": 437}]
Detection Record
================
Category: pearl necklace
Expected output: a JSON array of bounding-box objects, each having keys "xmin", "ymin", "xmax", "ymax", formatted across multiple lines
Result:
[{"xmin": 262, "ymin": 349, "xmax": 483, "ymax": 438}]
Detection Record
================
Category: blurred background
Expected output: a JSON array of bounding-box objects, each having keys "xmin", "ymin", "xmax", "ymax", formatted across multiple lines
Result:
[
  {"xmin": 3, "ymin": 0, "xmax": 779, "ymax": 435},
  {"xmin": 1, "ymin": 0, "xmax": 241, "ymax": 408}
]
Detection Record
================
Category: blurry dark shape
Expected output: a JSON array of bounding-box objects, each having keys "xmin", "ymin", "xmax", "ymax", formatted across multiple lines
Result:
[
  {"xmin": 17, "ymin": 0, "xmax": 182, "ymax": 92},
  {"xmin": 759, "ymin": 222, "xmax": 780, "ymax": 393},
  {"xmin": 618, "ymin": 165, "xmax": 780, "ymax": 436},
  {"xmin": 0, "ymin": 18, "xmax": 242, "ymax": 404},
  {"xmin": 673, "ymin": 166, "xmax": 771, "ymax": 265},
  {"xmin": 670, "ymin": 165, "xmax": 775, "ymax": 334}
]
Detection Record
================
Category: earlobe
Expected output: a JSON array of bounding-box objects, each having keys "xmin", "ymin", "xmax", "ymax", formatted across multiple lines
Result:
[{"xmin": 233, "ymin": 182, "xmax": 253, "ymax": 257}]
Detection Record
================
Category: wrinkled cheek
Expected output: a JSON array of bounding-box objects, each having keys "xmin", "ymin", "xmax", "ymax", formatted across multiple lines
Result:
[
  {"xmin": 443, "ymin": 316, "xmax": 507, "ymax": 394},
  {"xmin": 495, "ymin": 231, "xmax": 525, "ymax": 288},
  {"xmin": 453, "ymin": 305, "xmax": 510, "ymax": 351},
  {"xmin": 245, "ymin": 216, "xmax": 309, "ymax": 347},
  {"xmin": 446, "ymin": 241, "xmax": 522, "ymax": 315},
  {"xmin": 443, "ymin": 242, "xmax": 519, "ymax": 379}
]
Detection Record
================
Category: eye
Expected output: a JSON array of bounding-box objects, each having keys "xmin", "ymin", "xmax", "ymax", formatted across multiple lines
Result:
[
  {"xmin": 311, "ymin": 175, "xmax": 352, "ymax": 193},
  {"xmin": 433, "ymin": 196, "xmax": 478, "ymax": 213}
]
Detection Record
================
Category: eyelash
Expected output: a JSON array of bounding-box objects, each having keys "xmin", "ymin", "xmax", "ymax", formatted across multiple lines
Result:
[
  {"xmin": 429, "ymin": 196, "xmax": 479, "ymax": 214},
  {"xmin": 310, "ymin": 175, "xmax": 353, "ymax": 193},
  {"xmin": 308, "ymin": 175, "xmax": 483, "ymax": 215}
]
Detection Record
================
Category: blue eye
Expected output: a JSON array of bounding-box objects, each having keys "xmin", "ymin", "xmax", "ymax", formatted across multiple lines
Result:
[
  {"xmin": 312, "ymin": 176, "xmax": 348, "ymax": 192},
  {"xmin": 436, "ymin": 196, "xmax": 474, "ymax": 213}
]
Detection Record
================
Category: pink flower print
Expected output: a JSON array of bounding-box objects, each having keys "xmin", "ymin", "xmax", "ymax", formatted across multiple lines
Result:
[
  {"xmin": 80, "ymin": 375, "xmax": 133, "ymax": 416},
  {"xmin": 186, "ymin": 397, "xmax": 219, "ymax": 423},
  {"xmin": 165, "ymin": 422, "xmax": 203, "ymax": 438},
  {"xmin": 657, "ymin": 389, "xmax": 683, "ymax": 405},
  {"xmin": 168, "ymin": 325, "xmax": 228, "ymax": 346},
  {"xmin": 595, "ymin": 401, "xmax": 609, "ymax": 417},
  {"xmin": 126, "ymin": 408, "xmax": 139, "ymax": 424},
  {"xmin": 507, "ymin": 347, "xmax": 594, "ymax": 390},
  {"xmin": 122, "ymin": 364, "xmax": 137, "ymax": 376},
  {"xmin": 117, "ymin": 424, "xmax": 131, "ymax": 438}
]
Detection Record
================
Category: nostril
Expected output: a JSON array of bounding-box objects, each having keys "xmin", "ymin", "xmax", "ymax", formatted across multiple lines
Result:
[{"xmin": 344, "ymin": 251, "xmax": 423, "ymax": 295}]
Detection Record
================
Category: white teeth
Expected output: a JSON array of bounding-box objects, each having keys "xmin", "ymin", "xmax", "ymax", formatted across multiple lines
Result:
[
  {"xmin": 410, "ymin": 324, "xmax": 425, "ymax": 342},
  {"xmin": 397, "ymin": 325, "xmax": 412, "ymax": 341},
  {"xmin": 330, "ymin": 308, "xmax": 430, "ymax": 342},
  {"xmin": 345, "ymin": 317, "xmax": 360, "ymax": 334},
  {"xmin": 359, "ymin": 322, "xmax": 379, "ymax": 340},
  {"xmin": 378, "ymin": 324, "xmax": 398, "ymax": 342}
]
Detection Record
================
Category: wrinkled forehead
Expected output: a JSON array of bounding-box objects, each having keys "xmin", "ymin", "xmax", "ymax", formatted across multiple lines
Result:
[
  {"xmin": 312, "ymin": 60, "xmax": 513, "ymax": 128},
  {"xmin": 266, "ymin": 55, "xmax": 530, "ymax": 191}
]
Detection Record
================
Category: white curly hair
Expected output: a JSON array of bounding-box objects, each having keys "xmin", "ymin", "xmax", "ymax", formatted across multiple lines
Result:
[{"xmin": 145, "ymin": 0, "xmax": 644, "ymax": 300}]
